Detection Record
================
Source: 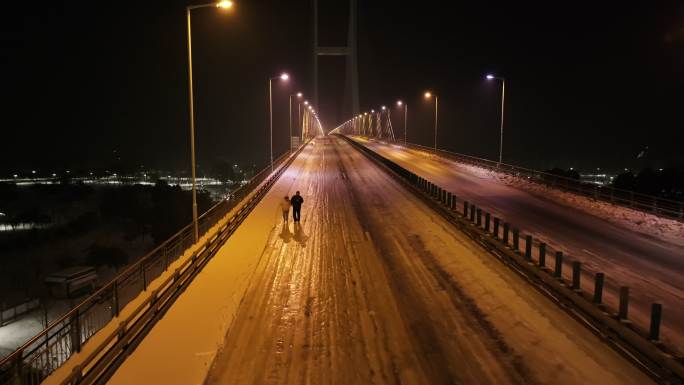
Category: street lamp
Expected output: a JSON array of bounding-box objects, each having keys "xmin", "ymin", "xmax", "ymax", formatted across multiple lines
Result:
[
  {"xmin": 486, "ymin": 74, "xmax": 506, "ymax": 163},
  {"xmin": 289, "ymin": 92, "xmax": 303, "ymax": 154},
  {"xmin": 186, "ymin": 1, "xmax": 234, "ymax": 243},
  {"xmin": 424, "ymin": 91, "xmax": 438, "ymax": 151},
  {"xmin": 397, "ymin": 100, "xmax": 407, "ymax": 144},
  {"xmin": 269, "ymin": 72, "xmax": 290, "ymax": 172}
]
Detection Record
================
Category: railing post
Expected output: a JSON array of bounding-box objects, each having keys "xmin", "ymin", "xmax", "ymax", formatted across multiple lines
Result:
[
  {"xmin": 512, "ymin": 228, "xmax": 519, "ymax": 250},
  {"xmin": 112, "ymin": 280, "xmax": 120, "ymax": 318},
  {"xmin": 572, "ymin": 261, "xmax": 581, "ymax": 290},
  {"xmin": 450, "ymin": 194, "xmax": 457, "ymax": 210},
  {"xmin": 554, "ymin": 251, "xmax": 563, "ymax": 278},
  {"xmin": 12, "ymin": 350, "xmax": 23, "ymax": 385},
  {"xmin": 539, "ymin": 243, "xmax": 546, "ymax": 267},
  {"xmin": 463, "ymin": 201, "xmax": 469, "ymax": 217},
  {"xmin": 484, "ymin": 213, "xmax": 491, "ymax": 232},
  {"xmin": 593, "ymin": 273, "xmax": 604, "ymax": 304},
  {"xmin": 493, "ymin": 217, "xmax": 500, "ymax": 238},
  {"xmin": 502, "ymin": 223, "xmax": 509, "ymax": 244},
  {"xmin": 649, "ymin": 303, "xmax": 662, "ymax": 341},
  {"xmin": 525, "ymin": 235, "xmax": 532, "ymax": 261},
  {"xmin": 142, "ymin": 262, "xmax": 147, "ymax": 291},
  {"xmin": 618, "ymin": 286, "xmax": 630, "ymax": 320},
  {"xmin": 70, "ymin": 309, "xmax": 81, "ymax": 353},
  {"xmin": 469, "ymin": 204, "xmax": 476, "ymax": 222},
  {"xmin": 447, "ymin": 192, "xmax": 452, "ymax": 207},
  {"xmin": 476, "ymin": 208, "xmax": 482, "ymax": 226}
]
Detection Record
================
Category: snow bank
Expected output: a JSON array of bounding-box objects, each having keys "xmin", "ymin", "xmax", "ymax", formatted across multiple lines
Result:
[{"xmin": 456, "ymin": 163, "xmax": 684, "ymax": 247}]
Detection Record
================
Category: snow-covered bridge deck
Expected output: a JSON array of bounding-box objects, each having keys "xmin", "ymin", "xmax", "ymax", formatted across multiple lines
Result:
[
  {"xmin": 352, "ymin": 136, "xmax": 684, "ymax": 351},
  {"xmin": 54, "ymin": 135, "xmax": 652, "ymax": 385}
]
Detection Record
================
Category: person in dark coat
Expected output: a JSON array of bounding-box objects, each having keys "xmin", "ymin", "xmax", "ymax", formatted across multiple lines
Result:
[{"xmin": 290, "ymin": 191, "xmax": 304, "ymax": 223}]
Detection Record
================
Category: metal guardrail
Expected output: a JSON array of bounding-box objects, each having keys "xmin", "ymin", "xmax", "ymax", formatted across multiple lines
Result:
[
  {"xmin": 340, "ymin": 134, "xmax": 684, "ymax": 384},
  {"xmin": 355, "ymin": 136, "xmax": 684, "ymax": 221},
  {"xmin": 0, "ymin": 142, "xmax": 309, "ymax": 385}
]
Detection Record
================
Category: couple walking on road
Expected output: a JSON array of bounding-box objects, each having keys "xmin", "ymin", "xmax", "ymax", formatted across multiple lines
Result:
[{"xmin": 280, "ymin": 191, "xmax": 304, "ymax": 223}]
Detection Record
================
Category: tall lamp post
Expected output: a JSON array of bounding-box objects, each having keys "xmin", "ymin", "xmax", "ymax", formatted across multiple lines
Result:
[
  {"xmin": 486, "ymin": 74, "xmax": 506, "ymax": 164},
  {"xmin": 186, "ymin": 0, "xmax": 234, "ymax": 243},
  {"xmin": 397, "ymin": 100, "xmax": 407, "ymax": 144},
  {"xmin": 268, "ymin": 73, "xmax": 289, "ymax": 171},
  {"xmin": 424, "ymin": 91, "xmax": 438, "ymax": 151},
  {"xmin": 289, "ymin": 92, "xmax": 303, "ymax": 153}
]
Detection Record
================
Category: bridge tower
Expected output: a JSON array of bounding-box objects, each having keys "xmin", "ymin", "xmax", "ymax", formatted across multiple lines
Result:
[{"xmin": 313, "ymin": 0, "xmax": 360, "ymax": 119}]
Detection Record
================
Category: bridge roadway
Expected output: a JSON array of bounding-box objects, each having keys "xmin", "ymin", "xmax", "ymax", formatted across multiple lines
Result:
[
  {"xmin": 351, "ymin": 136, "xmax": 684, "ymax": 350},
  {"xmin": 103, "ymin": 136, "xmax": 651, "ymax": 385}
]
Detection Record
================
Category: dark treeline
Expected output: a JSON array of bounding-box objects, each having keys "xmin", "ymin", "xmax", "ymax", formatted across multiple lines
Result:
[
  {"xmin": 612, "ymin": 168, "xmax": 684, "ymax": 200},
  {"xmin": 544, "ymin": 167, "xmax": 684, "ymax": 201}
]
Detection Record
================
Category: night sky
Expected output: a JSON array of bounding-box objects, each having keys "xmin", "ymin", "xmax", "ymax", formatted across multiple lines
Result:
[{"xmin": 2, "ymin": 1, "xmax": 683, "ymax": 175}]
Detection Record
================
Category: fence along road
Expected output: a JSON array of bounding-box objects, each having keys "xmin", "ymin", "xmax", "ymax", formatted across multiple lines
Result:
[{"xmin": 349, "ymin": 136, "xmax": 684, "ymax": 353}]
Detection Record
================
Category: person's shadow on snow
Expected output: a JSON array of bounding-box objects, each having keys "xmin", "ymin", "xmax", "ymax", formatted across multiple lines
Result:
[
  {"xmin": 293, "ymin": 223, "xmax": 308, "ymax": 246},
  {"xmin": 278, "ymin": 222, "xmax": 293, "ymax": 243}
]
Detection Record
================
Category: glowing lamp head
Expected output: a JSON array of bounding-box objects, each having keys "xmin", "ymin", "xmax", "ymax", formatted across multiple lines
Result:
[
  {"xmin": 486, "ymin": 74, "xmax": 495, "ymax": 80},
  {"xmin": 424, "ymin": 91, "xmax": 432, "ymax": 99},
  {"xmin": 396, "ymin": 100, "xmax": 403, "ymax": 106},
  {"xmin": 371, "ymin": 109, "xmax": 375, "ymax": 113},
  {"xmin": 216, "ymin": 1, "xmax": 233, "ymax": 9},
  {"xmin": 279, "ymin": 73, "xmax": 289, "ymax": 81},
  {"xmin": 304, "ymin": 100, "xmax": 309, "ymax": 105},
  {"xmin": 381, "ymin": 106, "xmax": 386, "ymax": 110},
  {"xmin": 296, "ymin": 92, "xmax": 302, "ymax": 97},
  {"xmin": 364, "ymin": 112, "xmax": 368, "ymax": 115}
]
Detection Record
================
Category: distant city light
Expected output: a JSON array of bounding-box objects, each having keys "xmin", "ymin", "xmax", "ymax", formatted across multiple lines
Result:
[
  {"xmin": 51, "ymin": 173, "xmax": 56, "ymax": 177},
  {"xmin": 32, "ymin": 170, "xmax": 36, "ymax": 174},
  {"xmin": 13, "ymin": 174, "xmax": 17, "ymax": 178}
]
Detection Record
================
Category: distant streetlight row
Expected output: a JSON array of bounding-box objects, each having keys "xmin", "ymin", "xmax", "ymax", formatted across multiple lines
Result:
[
  {"xmin": 185, "ymin": 1, "xmax": 320, "ymax": 242},
  {"xmin": 347, "ymin": 74, "xmax": 505, "ymax": 164}
]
